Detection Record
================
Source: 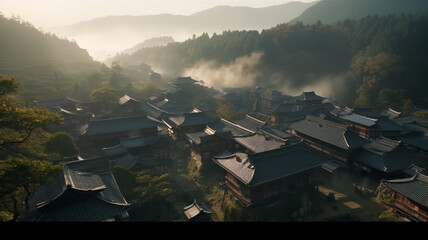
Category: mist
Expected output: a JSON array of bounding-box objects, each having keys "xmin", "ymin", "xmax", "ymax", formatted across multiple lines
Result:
[{"xmin": 184, "ymin": 52, "xmax": 263, "ymax": 90}]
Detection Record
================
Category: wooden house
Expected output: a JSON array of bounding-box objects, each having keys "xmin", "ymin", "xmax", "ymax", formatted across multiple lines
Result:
[
  {"xmin": 120, "ymin": 135, "xmax": 170, "ymax": 165},
  {"xmin": 378, "ymin": 172, "xmax": 428, "ymax": 221},
  {"xmin": 164, "ymin": 111, "xmax": 217, "ymax": 136},
  {"xmin": 294, "ymin": 91, "xmax": 326, "ymax": 111},
  {"xmin": 118, "ymin": 94, "xmax": 142, "ymax": 113},
  {"xmin": 269, "ymin": 101, "xmax": 304, "ymax": 124},
  {"xmin": 212, "ymin": 143, "xmax": 329, "ymax": 206},
  {"xmin": 23, "ymin": 166, "xmax": 130, "ymax": 222},
  {"xmin": 78, "ymin": 115, "xmax": 161, "ymax": 147},
  {"xmin": 289, "ymin": 115, "xmax": 368, "ymax": 163},
  {"xmin": 351, "ymin": 137, "xmax": 415, "ymax": 179}
]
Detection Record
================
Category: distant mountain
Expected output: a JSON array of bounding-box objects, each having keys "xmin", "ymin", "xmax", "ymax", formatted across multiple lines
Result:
[
  {"xmin": 122, "ymin": 36, "xmax": 175, "ymax": 55},
  {"xmin": 50, "ymin": 1, "xmax": 316, "ymax": 60},
  {"xmin": 290, "ymin": 0, "xmax": 428, "ymax": 25}
]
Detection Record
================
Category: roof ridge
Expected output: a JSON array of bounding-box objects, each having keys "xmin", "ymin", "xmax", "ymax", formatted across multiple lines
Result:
[
  {"xmin": 244, "ymin": 114, "xmax": 267, "ymax": 124},
  {"xmin": 306, "ymin": 115, "xmax": 348, "ymax": 130},
  {"xmin": 352, "ymin": 113, "xmax": 379, "ymax": 122},
  {"xmin": 220, "ymin": 118, "xmax": 253, "ymax": 134}
]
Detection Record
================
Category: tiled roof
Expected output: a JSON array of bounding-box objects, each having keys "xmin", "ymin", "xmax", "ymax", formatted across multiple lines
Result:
[
  {"xmin": 183, "ymin": 200, "xmax": 212, "ymax": 220},
  {"xmin": 352, "ymin": 147, "xmax": 414, "ymax": 173},
  {"xmin": 27, "ymin": 167, "xmax": 130, "ymax": 221},
  {"xmin": 289, "ymin": 115, "xmax": 368, "ymax": 149},
  {"xmin": 185, "ymin": 127, "xmax": 233, "ymax": 145},
  {"xmin": 259, "ymin": 126, "xmax": 292, "ymax": 139},
  {"xmin": 233, "ymin": 115, "xmax": 266, "ymax": 133},
  {"xmin": 295, "ymin": 91, "xmax": 326, "ymax": 101},
  {"xmin": 169, "ymin": 112, "xmax": 217, "ymax": 127},
  {"xmin": 80, "ymin": 115, "xmax": 160, "ymax": 136},
  {"xmin": 118, "ymin": 94, "xmax": 141, "ymax": 105},
  {"xmin": 234, "ymin": 133, "xmax": 286, "ymax": 153},
  {"xmin": 103, "ymin": 145, "xmax": 128, "ymax": 157},
  {"xmin": 208, "ymin": 118, "xmax": 252, "ymax": 137},
  {"xmin": 341, "ymin": 114, "xmax": 378, "ymax": 127},
  {"xmin": 171, "ymin": 76, "xmax": 198, "ymax": 85},
  {"xmin": 384, "ymin": 173, "xmax": 428, "ymax": 208},
  {"xmin": 213, "ymin": 143, "xmax": 329, "ymax": 187},
  {"xmin": 399, "ymin": 134, "xmax": 428, "ymax": 151},
  {"xmin": 271, "ymin": 102, "xmax": 300, "ymax": 113},
  {"xmin": 119, "ymin": 135, "xmax": 164, "ymax": 148},
  {"xmin": 352, "ymin": 108, "xmax": 384, "ymax": 119}
]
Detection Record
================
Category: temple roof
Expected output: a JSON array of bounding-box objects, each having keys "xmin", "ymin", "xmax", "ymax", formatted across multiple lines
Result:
[
  {"xmin": 213, "ymin": 143, "xmax": 329, "ymax": 187},
  {"xmin": 289, "ymin": 115, "xmax": 368, "ymax": 150},
  {"xmin": 294, "ymin": 91, "xmax": 326, "ymax": 102},
  {"xmin": 383, "ymin": 173, "xmax": 428, "ymax": 208}
]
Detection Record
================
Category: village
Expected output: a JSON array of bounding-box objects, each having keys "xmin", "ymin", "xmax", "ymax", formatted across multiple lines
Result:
[{"xmin": 24, "ymin": 76, "xmax": 428, "ymax": 222}]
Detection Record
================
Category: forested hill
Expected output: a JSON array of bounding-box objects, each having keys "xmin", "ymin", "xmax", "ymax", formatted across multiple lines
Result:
[
  {"xmin": 290, "ymin": 0, "xmax": 428, "ymax": 25},
  {"xmin": 111, "ymin": 14, "xmax": 428, "ymax": 110},
  {"xmin": 0, "ymin": 15, "xmax": 107, "ymax": 100},
  {"xmin": 0, "ymin": 15, "xmax": 93, "ymax": 65}
]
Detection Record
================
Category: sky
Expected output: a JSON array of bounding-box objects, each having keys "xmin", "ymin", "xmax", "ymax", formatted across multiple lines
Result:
[{"xmin": 0, "ymin": 0, "xmax": 315, "ymax": 29}]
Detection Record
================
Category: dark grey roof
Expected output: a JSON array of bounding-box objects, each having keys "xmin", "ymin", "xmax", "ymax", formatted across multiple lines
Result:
[
  {"xmin": 383, "ymin": 108, "xmax": 402, "ymax": 119},
  {"xmin": 352, "ymin": 108, "xmax": 384, "ymax": 119},
  {"xmin": 295, "ymin": 91, "xmax": 326, "ymax": 101},
  {"xmin": 169, "ymin": 112, "xmax": 217, "ymax": 127},
  {"xmin": 399, "ymin": 134, "xmax": 428, "ymax": 151},
  {"xmin": 80, "ymin": 115, "xmax": 160, "ymax": 136},
  {"xmin": 119, "ymin": 135, "xmax": 164, "ymax": 148},
  {"xmin": 28, "ymin": 167, "xmax": 130, "ymax": 221},
  {"xmin": 233, "ymin": 115, "xmax": 266, "ymax": 133},
  {"xmin": 183, "ymin": 200, "xmax": 212, "ymax": 220},
  {"xmin": 352, "ymin": 147, "xmax": 414, "ymax": 173},
  {"xmin": 341, "ymin": 114, "xmax": 378, "ymax": 127},
  {"xmin": 384, "ymin": 173, "xmax": 428, "ymax": 208},
  {"xmin": 113, "ymin": 154, "xmax": 137, "ymax": 170},
  {"xmin": 118, "ymin": 94, "xmax": 141, "ymax": 105},
  {"xmin": 103, "ymin": 145, "xmax": 128, "ymax": 157},
  {"xmin": 185, "ymin": 127, "xmax": 233, "ymax": 145},
  {"xmin": 271, "ymin": 103, "xmax": 300, "ymax": 113},
  {"xmin": 367, "ymin": 137, "xmax": 401, "ymax": 153},
  {"xmin": 259, "ymin": 126, "xmax": 292, "ymax": 139},
  {"xmin": 234, "ymin": 133, "xmax": 286, "ymax": 153},
  {"xmin": 213, "ymin": 143, "xmax": 329, "ymax": 187},
  {"xmin": 142, "ymin": 102, "xmax": 165, "ymax": 119},
  {"xmin": 289, "ymin": 115, "xmax": 368, "ymax": 150},
  {"xmin": 154, "ymin": 98, "xmax": 177, "ymax": 110},
  {"xmin": 52, "ymin": 106, "xmax": 76, "ymax": 116},
  {"xmin": 171, "ymin": 76, "xmax": 198, "ymax": 85},
  {"xmin": 208, "ymin": 118, "xmax": 252, "ymax": 137}
]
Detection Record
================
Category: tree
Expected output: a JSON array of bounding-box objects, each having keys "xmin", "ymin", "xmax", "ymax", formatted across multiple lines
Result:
[
  {"xmin": 134, "ymin": 170, "xmax": 173, "ymax": 204},
  {"xmin": 216, "ymin": 98, "xmax": 244, "ymax": 121},
  {"xmin": 90, "ymin": 87, "xmax": 119, "ymax": 113},
  {"xmin": 0, "ymin": 76, "xmax": 62, "ymax": 150},
  {"xmin": 0, "ymin": 158, "xmax": 63, "ymax": 221},
  {"xmin": 45, "ymin": 132, "xmax": 79, "ymax": 157}
]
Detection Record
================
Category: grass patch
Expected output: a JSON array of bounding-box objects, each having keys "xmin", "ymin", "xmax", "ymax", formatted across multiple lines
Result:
[{"xmin": 378, "ymin": 208, "xmax": 409, "ymax": 222}]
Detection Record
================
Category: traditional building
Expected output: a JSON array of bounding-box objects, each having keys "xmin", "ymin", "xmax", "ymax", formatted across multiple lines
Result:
[
  {"xmin": 212, "ymin": 143, "xmax": 329, "ymax": 206},
  {"xmin": 233, "ymin": 130, "xmax": 287, "ymax": 154},
  {"xmin": 351, "ymin": 137, "xmax": 415, "ymax": 179},
  {"xmin": 78, "ymin": 115, "xmax": 161, "ymax": 147},
  {"xmin": 294, "ymin": 91, "xmax": 326, "ymax": 110},
  {"xmin": 164, "ymin": 111, "xmax": 218, "ymax": 135},
  {"xmin": 289, "ymin": 115, "xmax": 368, "ymax": 163},
  {"xmin": 183, "ymin": 199, "xmax": 213, "ymax": 222},
  {"xmin": 118, "ymin": 94, "xmax": 142, "ymax": 113},
  {"xmin": 378, "ymin": 172, "xmax": 428, "ymax": 221},
  {"xmin": 233, "ymin": 114, "xmax": 267, "ymax": 133},
  {"xmin": 24, "ymin": 166, "xmax": 130, "ymax": 222},
  {"xmin": 269, "ymin": 101, "xmax": 303, "ymax": 124},
  {"xmin": 120, "ymin": 135, "xmax": 170, "ymax": 165}
]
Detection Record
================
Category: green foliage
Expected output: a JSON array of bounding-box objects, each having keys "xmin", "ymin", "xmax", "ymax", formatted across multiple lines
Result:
[
  {"xmin": 186, "ymin": 156, "xmax": 201, "ymax": 183},
  {"xmin": 414, "ymin": 110, "xmax": 428, "ymax": 120},
  {"xmin": 216, "ymin": 98, "xmax": 245, "ymax": 121},
  {"xmin": 378, "ymin": 208, "xmax": 408, "ymax": 222},
  {"xmin": 134, "ymin": 170, "xmax": 173, "ymax": 204},
  {"xmin": 0, "ymin": 158, "xmax": 63, "ymax": 221},
  {"xmin": 111, "ymin": 166, "xmax": 138, "ymax": 200},
  {"xmin": 90, "ymin": 87, "xmax": 119, "ymax": 113},
  {"xmin": 45, "ymin": 132, "xmax": 79, "ymax": 157},
  {"xmin": 205, "ymin": 186, "xmax": 244, "ymax": 221},
  {"xmin": 0, "ymin": 76, "xmax": 62, "ymax": 149}
]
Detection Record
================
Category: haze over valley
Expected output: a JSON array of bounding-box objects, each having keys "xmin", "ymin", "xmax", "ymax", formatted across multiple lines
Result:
[{"xmin": 2, "ymin": 0, "xmax": 428, "ymax": 223}]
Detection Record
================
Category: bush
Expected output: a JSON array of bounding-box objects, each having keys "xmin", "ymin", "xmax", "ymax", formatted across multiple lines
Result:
[{"xmin": 45, "ymin": 132, "xmax": 78, "ymax": 157}]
